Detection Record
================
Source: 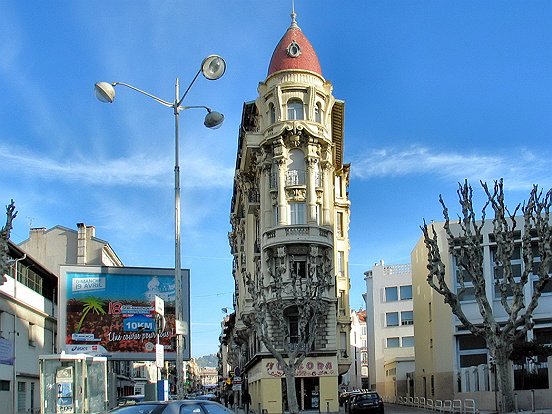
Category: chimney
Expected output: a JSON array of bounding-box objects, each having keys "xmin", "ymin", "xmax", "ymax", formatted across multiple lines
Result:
[{"xmin": 77, "ymin": 223, "xmax": 87, "ymax": 264}]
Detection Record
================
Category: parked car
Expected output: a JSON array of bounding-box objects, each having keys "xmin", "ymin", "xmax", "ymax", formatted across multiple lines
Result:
[
  {"xmin": 349, "ymin": 391, "xmax": 384, "ymax": 414},
  {"xmin": 117, "ymin": 395, "xmax": 145, "ymax": 406},
  {"xmin": 108, "ymin": 400, "xmax": 234, "ymax": 414}
]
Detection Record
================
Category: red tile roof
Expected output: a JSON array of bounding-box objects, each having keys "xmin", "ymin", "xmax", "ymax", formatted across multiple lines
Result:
[{"xmin": 267, "ymin": 15, "xmax": 322, "ymax": 77}]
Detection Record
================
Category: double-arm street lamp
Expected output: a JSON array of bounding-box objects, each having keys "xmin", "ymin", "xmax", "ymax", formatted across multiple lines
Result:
[{"xmin": 94, "ymin": 55, "xmax": 226, "ymax": 399}]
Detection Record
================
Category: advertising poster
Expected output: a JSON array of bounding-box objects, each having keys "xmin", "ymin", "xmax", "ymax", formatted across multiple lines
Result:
[{"xmin": 59, "ymin": 266, "xmax": 190, "ymax": 361}]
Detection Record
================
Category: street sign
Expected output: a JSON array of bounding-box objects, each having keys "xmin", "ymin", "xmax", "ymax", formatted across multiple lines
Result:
[
  {"xmin": 175, "ymin": 320, "xmax": 188, "ymax": 335},
  {"xmin": 156, "ymin": 343, "xmax": 164, "ymax": 368},
  {"xmin": 155, "ymin": 295, "xmax": 164, "ymax": 316}
]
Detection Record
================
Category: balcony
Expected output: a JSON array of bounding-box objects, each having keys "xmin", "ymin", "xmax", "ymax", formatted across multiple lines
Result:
[
  {"xmin": 269, "ymin": 170, "xmax": 322, "ymax": 190},
  {"xmin": 263, "ymin": 225, "xmax": 333, "ymax": 249}
]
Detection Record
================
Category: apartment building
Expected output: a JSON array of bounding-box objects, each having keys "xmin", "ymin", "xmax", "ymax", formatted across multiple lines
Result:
[
  {"xmin": 364, "ymin": 261, "xmax": 415, "ymax": 398},
  {"xmin": 342, "ymin": 309, "xmax": 369, "ymax": 391},
  {"xmin": 227, "ymin": 10, "xmax": 351, "ymax": 413},
  {"xmin": 411, "ymin": 219, "xmax": 552, "ymax": 410},
  {"xmin": 0, "ymin": 241, "xmax": 57, "ymax": 414}
]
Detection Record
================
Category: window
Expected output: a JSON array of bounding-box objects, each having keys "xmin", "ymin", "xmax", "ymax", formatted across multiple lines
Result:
[
  {"xmin": 273, "ymin": 205, "xmax": 279, "ymax": 226},
  {"xmin": 402, "ymin": 336, "xmax": 415, "ymax": 347},
  {"xmin": 315, "ymin": 204, "xmax": 321, "ymax": 225},
  {"xmin": 361, "ymin": 325, "xmax": 366, "ymax": 336},
  {"xmin": 289, "ymin": 203, "xmax": 306, "ymax": 225},
  {"xmin": 336, "ymin": 212, "xmax": 344, "ymax": 237},
  {"xmin": 335, "ymin": 176, "xmax": 343, "ymax": 198},
  {"xmin": 400, "ymin": 285, "xmax": 413, "ymax": 300},
  {"xmin": 287, "ymin": 149, "xmax": 306, "ymax": 185},
  {"xmin": 291, "ymin": 259, "xmax": 307, "ymax": 278},
  {"xmin": 453, "ymin": 255, "xmax": 477, "ymax": 301},
  {"xmin": 338, "ymin": 290, "xmax": 346, "ymax": 315},
  {"xmin": 401, "ymin": 311, "xmax": 414, "ymax": 325},
  {"xmin": 28, "ymin": 323, "xmax": 36, "ymax": 347},
  {"xmin": 289, "ymin": 316, "xmax": 299, "ymax": 343},
  {"xmin": 386, "ymin": 312, "xmax": 399, "ymax": 327},
  {"xmin": 287, "ymin": 99, "xmax": 304, "ymax": 120},
  {"xmin": 492, "ymin": 244, "xmax": 522, "ymax": 298},
  {"xmin": 385, "ymin": 287, "xmax": 398, "ymax": 302},
  {"xmin": 457, "ymin": 334, "xmax": 488, "ymax": 368},
  {"xmin": 314, "ymin": 102, "xmax": 323, "ymax": 123},
  {"xmin": 0, "ymin": 380, "xmax": 9, "ymax": 391},
  {"xmin": 30, "ymin": 382, "xmax": 35, "ymax": 413},
  {"xmin": 18, "ymin": 382, "xmax": 26, "ymax": 412},
  {"xmin": 16, "ymin": 265, "xmax": 43, "ymax": 295},
  {"xmin": 269, "ymin": 103, "xmax": 276, "ymax": 124},
  {"xmin": 337, "ymin": 251, "xmax": 345, "ymax": 277},
  {"xmin": 386, "ymin": 337, "xmax": 400, "ymax": 348}
]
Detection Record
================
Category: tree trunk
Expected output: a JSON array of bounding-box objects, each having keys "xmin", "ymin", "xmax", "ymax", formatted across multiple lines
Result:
[
  {"xmin": 492, "ymin": 344, "xmax": 515, "ymax": 412},
  {"xmin": 284, "ymin": 367, "xmax": 299, "ymax": 414}
]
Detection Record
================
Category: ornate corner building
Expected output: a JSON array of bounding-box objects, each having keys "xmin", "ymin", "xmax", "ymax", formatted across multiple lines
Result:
[{"xmin": 227, "ymin": 11, "xmax": 352, "ymax": 413}]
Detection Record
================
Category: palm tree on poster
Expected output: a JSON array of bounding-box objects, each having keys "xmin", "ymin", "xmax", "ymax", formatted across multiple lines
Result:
[{"xmin": 76, "ymin": 297, "xmax": 106, "ymax": 333}]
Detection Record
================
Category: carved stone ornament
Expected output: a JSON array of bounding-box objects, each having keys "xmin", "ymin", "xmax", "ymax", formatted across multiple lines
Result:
[
  {"xmin": 286, "ymin": 40, "xmax": 302, "ymax": 58},
  {"xmin": 286, "ymin": 188, "xmax": 306, "ymax": 201}
]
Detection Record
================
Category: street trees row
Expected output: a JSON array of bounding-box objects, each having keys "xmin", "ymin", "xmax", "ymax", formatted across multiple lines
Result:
[{"xmin": 422, "ymin": 179, "xmax": 551, "ymax": 412}]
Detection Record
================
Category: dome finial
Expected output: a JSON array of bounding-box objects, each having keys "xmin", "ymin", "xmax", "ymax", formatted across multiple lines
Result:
[{"xmin": 290, "ymin": 0, "xmax": 299, "ymax": 29}]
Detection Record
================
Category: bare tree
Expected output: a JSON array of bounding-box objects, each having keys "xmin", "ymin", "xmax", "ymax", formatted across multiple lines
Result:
[
  {"xmin": 421, "ymin": 179, "xmax": 551, "ymax": 412},
  {"xmin": 1, "ymin": 200, "xmax": 17, "ymax": 285},
  {"xmin": 242, "ymin": 245, "xmax": 333, "ymax": 414}
]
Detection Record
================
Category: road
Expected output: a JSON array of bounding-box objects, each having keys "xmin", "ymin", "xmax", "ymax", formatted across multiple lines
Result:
[{"xmin": 383, "ymin": 404, "xmax": 431, "ymax": 413}]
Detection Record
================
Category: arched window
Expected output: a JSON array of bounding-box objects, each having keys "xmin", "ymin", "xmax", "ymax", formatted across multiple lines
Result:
[
  {"xmin": 287, "ymin": 99, "xmax": 304, "ymax": 120},
  {"xmin": 314, "ymin": 102, "xmax": 323, "ymax": 123},
  {"xmin": 269, "ymin": 102, "xmax": 276, "ymax": 124}
]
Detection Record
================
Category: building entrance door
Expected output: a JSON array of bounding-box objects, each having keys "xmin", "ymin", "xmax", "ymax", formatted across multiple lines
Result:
[{"xmin": 295, "ymin": 377, "xmax": 319, "ymax": 410}]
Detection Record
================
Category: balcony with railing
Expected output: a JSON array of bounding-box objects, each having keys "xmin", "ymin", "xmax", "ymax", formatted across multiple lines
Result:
[
  {"xmin": 269, "ymin": 170, "xmax": 322, "ymax": 190},
  {"xmin": 263, "ymin": 225, "xmax": 333, "ymax": 249}
]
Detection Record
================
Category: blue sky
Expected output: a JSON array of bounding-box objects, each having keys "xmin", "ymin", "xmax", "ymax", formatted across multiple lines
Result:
[{"xmin": 1, "ymin": 1, "xmax": 551, "ymax": 358}]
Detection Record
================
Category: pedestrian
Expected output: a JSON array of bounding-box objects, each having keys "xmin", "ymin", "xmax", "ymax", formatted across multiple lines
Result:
[
  {"xmin": 242, "ymin": 390, "xmax": 251, "ymax": 413},
  {"xmin": 228, "ymin": 392, "xmax": 234, "ymax": 409}
]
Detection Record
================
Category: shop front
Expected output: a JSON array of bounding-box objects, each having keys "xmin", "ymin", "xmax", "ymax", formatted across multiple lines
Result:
[{"xmin": 247, "ymin": 356, "xmax": 339, "ymax": 413}]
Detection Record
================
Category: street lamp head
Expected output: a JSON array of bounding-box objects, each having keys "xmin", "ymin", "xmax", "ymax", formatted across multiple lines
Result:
[
  {"xmin": 94, "ymin": 82, "xmax": 116, "ymax": 103},
  {"xmin": 201, "ymin": 55, "xmax": 226, "ymax": 80},
  {"xmin": 204, "ymin": 110, "xmax": 224, "ymax": 129}
]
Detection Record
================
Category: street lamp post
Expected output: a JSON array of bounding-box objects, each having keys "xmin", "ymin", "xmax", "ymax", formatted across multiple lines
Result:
[{"xmin": 95, "ymin": 55, "xmax": 226, "ymax": 400}]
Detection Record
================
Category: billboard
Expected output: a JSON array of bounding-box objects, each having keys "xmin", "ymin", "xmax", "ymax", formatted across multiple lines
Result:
[{"xmin": 59, "ymin": 265, "xmax": 190, "ymax": 361}]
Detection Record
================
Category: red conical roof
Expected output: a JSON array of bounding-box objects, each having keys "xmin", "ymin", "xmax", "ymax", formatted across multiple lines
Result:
[{"xmin": 267, "ymin": 11, "xmax": 322, "ymax": 77}]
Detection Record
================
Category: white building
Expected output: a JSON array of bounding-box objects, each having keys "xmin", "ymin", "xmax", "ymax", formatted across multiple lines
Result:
[
  {"xmin": 364, "ymin": 261, "xmax": 415, "ymax": 398},
  {"xmin": 342, "ymin": 309, "xmax": 368, "ymax": 391},
  {"xmin": 1, "ymin": 241, "xmax": 57, "ymax": 414}
]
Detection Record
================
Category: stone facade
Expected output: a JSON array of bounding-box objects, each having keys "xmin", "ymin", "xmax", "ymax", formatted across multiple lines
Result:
[{"xmin": 227, "ymin": 10, "xmax": 351, "ymax": 414}]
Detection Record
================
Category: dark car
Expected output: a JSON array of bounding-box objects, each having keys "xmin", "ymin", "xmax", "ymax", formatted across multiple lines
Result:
[
  {"xmin": 349, "ymin": 391, "xmax": 384, "ymax": 414},
  {"xmin": 109, "ymin": 400, "xmax": 234, "ymax": 414}
]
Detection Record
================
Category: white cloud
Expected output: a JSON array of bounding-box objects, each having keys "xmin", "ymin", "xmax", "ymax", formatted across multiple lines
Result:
[
  {"xmin": 351, "ymin": 145, "xmax": 552, "ymax": 191},
  {"xmin": 0, "ymin": 143, "xmax": 234, "ymax": 189}
]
